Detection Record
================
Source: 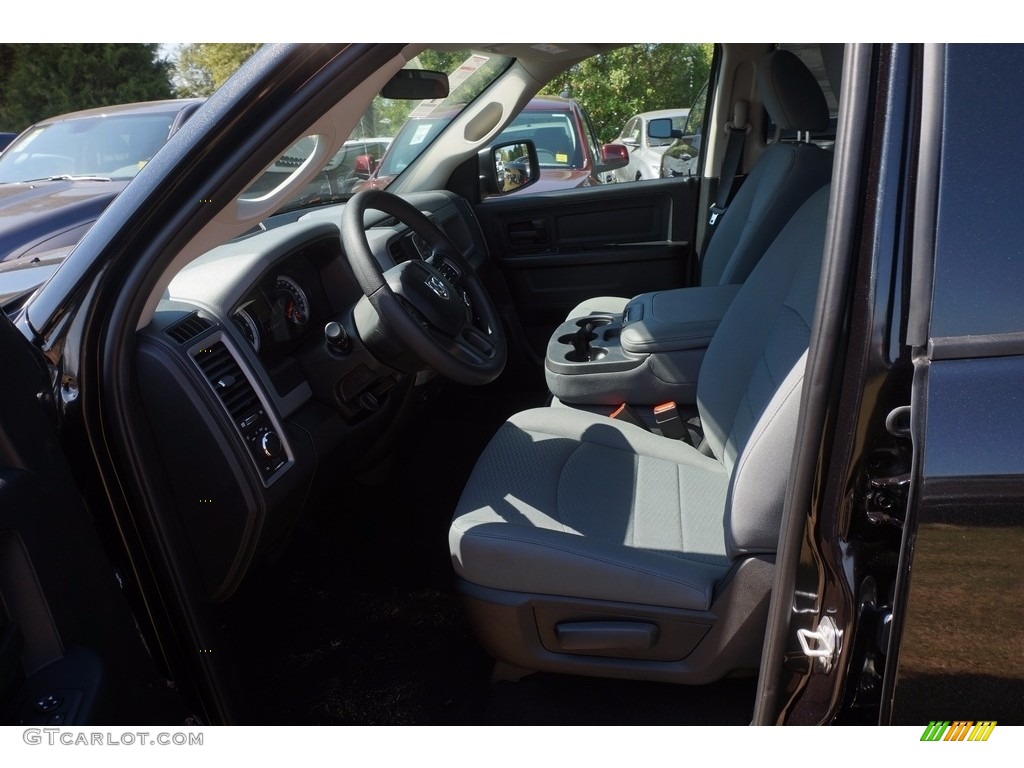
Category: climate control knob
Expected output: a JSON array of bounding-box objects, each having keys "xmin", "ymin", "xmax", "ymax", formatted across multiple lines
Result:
[{"xmin": 260, "ymin": 430, "xmax": 283, "ymax": 459}]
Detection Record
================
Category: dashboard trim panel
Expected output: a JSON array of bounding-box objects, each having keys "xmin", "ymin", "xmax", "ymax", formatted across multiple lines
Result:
[{"xmin": 187, "ymin": 330, "xmax": 295, "ymax": 489}]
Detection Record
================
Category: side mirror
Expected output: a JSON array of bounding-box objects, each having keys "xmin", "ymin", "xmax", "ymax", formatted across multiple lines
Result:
[
  {"xmin": 354, "ymin": 154, "xmax": 372, "ymax": 176},
  {"xmin": 648, "ymin": 117, "xmax": 684, "ymax": 141},
  {"xmin": 381, "ymin": 70, "xmax": 449, "ymax": 100},
  {"xmin": 479, "ymin": 140, "xmax": 540, "ymax": 196},
  {"xmin": 661, "ymin": 145, "xmax": 699, "ymax": 178},
  {"xmin": 596, "ymin": 143, "xmax": 629, "ymax": 173},
  {"xmin": 353, "ymin": 154, "xmax": 380, "ymax": 178}
]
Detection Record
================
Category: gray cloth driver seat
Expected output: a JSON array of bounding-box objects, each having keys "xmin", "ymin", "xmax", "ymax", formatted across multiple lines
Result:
[{"xmin": 449, "ymin": 185, "xmax": 831, "ymax": 683}]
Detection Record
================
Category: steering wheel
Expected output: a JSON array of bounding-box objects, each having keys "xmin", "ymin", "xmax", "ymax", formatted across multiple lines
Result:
[{"xmin": 341, "ymin": 190, "xmax": 507, "ymax": 386}]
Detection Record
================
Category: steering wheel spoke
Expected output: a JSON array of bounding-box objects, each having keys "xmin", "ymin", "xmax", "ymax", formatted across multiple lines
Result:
[{"xmin": 444, "ymin": 325, "xmax": 499, "ymax": 365}]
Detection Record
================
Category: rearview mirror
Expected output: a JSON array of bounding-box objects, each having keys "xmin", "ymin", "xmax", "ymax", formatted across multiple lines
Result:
[{"xmin": 381, "ymin": 70, "xmax": 449, "ymax": 100}]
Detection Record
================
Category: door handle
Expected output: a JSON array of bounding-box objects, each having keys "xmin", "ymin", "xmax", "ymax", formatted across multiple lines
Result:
[{"xmin": 506, "ymin": 218, "xmax": 549, "ymax": 246}]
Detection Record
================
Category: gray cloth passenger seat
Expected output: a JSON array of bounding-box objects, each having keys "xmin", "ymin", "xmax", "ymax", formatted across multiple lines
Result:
[
  {"xmin": 449, "ymin": 184, "xmax": 833, "ymax": 682},
  {"xmin": 568, "ymin": 49, "xmax": 833, "ymax": 319}
]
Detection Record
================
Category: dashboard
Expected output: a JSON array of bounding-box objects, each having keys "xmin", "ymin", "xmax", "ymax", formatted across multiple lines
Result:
[{"xmin": 133, "ymin": 191, "xmax": 487, "ymax": 600}]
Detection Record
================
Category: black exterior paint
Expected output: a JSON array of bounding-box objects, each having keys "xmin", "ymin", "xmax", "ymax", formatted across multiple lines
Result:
[{"xmin": 886, "ymin": 44, "xmax": 1024, "ymax": 725}]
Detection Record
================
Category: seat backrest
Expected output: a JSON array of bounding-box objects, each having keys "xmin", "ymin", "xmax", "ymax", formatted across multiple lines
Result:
[
  {"xmin": 699, "ymin": 49, "xmax": 834, "ymax": 287},
  {"xmin": 696, "ymin": 184, "xmax": 831, "ymax": 558}
]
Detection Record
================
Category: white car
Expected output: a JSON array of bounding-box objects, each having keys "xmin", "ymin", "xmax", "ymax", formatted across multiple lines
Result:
[{"xmin": 612, "ymin": 108, "xmax": 689, "ymax": 182}]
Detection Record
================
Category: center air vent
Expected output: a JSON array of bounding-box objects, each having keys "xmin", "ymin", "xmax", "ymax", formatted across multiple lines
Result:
[{"xmin": 165, "ymin": 312, "xmax": 212, "ymax": 344}]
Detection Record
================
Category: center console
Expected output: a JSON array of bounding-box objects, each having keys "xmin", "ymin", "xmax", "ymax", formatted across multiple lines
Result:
[{"xmin": 545, "ymin": 284, "xmax": 740, "ymax": 406}]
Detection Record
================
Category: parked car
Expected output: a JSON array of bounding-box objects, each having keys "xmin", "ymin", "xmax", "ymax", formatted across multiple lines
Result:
[
  {"xmin": 1, "ymin": 43, "xmax": 1022, "ymax": 736},
  {"xmin": 360, "ymin": 95, "xmax": 628, "ymax": 194},
  {"xmin": 0, "ymin": 99, "xmax": 204, "ymax": 263},
  {"xmin": 0, "ymin": 133, "xmax": 16, "ymax": 153},
  {"xmin": 611, "ymin": 108, "xmax": 689, "ymax": 182}
]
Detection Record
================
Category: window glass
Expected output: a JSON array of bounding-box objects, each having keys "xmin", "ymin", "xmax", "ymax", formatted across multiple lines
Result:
[
  {"xmin": 660, "ymin": 84, "xmax": 706, "ymax": 179},
  {"xmin": 580, "ymin": 109, "xmax": 603, "ymax": 169},
  {"xmin": 540, "ymin": 43, "xmax": 714, "ymax": 184},
  {"xmin": 683, "ymin": 84, "xmax": 707, "ymax": 138},
  {"xmin": 929, "ymin": 44, "xmax": 1024, "ymax": 338},
  {"xmin": 621, "ymin": 118, "xmax": 640, "ymax": 143},
  {"xmin": 242, "ymin": 49, "xmax": 513, "ymax": 209},
  {"xmin": 0, "ymin": 112, "xmax": 178, "ymax": 182},
  {"xmin": 496, "ymin": 110, "xmax": 580, "ymax": 167},
  {"xmin": 246, "ymin": 44, "xmax": 716, "ymax": 207}
]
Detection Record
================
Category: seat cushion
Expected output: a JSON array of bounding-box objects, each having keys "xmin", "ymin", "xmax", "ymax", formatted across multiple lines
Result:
[{"xmin": 450, "ymin": 407, "xmax": 732, "ymax": 611}]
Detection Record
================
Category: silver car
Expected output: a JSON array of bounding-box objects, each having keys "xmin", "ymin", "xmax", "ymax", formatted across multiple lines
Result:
[{"xmin": 611, "ymin": 108, "xmax": 689, "ymax": 182}]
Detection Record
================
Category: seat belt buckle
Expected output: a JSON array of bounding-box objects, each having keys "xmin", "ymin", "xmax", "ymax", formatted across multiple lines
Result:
[
  {"xmin": 610, "ymin": 403, "xmax": 650, "ymax": 431},
  {"xmin": 653, "ymin": 402, "xmax": 686, "ymax": 440},
  {"xmin": 708, "ymin": 204, "xmax": 726, "ymax": 227}
]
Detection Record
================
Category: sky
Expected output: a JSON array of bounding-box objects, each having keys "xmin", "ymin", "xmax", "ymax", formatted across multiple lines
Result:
[{"xmin": 8, "ymin": 1, "xmax": 1015, "ymax": 43}]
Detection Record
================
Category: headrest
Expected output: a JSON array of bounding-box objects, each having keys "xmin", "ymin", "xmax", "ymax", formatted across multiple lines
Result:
[
  {"xmin": 757, "ymin": 49, "xmax": 829, "ymax": 132},
  {"xmin": 819, "ymin": 44, "xmax": 845, "ymax": 100}
]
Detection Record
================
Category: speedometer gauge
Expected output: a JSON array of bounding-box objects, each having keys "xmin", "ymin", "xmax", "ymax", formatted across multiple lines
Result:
[
  {"xmin": 275, "ymin": 275, "xmax": 310, "ymax": 326},
  {"xmin": 234, "ymin": 308, "xmax": 261, "ymax": 353}
]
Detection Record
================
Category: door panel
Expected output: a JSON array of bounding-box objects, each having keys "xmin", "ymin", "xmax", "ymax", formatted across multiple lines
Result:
[
  {"xmin": 0, "ymin": 313, "xmax": 186, "ymax": 724},
  {"xmin": 476, "ymin": 178, "xmax": 701, "ymax": 357},
  {"xmin": 888, "ymin": 45, "xmax": 1024, "ymax": 725}
]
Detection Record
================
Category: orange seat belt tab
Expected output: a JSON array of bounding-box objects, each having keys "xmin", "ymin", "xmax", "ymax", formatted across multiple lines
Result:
[
  {"xmin": 653, "ymin": 401, "xmax": 686, "ymax": 440},
  {"xmin": 610, "ymin": 403, "xmax": 650, "ymax": 431}
]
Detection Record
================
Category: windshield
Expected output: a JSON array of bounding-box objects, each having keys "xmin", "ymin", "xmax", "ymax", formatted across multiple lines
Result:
[
  {"xmin": 377, "ymin": 104, "xmax": 584, "ymax": 184},
  {"xmin": 0, "ymin": 112, "xmax": 179, "ymax": 183},
  {"xmin": 247, "ymin": 49, "xmax": 513, "ymax": 213}
]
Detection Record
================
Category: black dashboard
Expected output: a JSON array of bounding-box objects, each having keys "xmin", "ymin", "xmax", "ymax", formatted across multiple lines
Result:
[{"xmin": 134, "ymin": 191, "xmax": 488, "ymax": 600}]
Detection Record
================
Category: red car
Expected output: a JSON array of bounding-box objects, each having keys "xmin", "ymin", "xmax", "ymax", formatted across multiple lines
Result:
[{"xmin": 360, "ymin": 95, "xmax": 627, "ymax": 194}]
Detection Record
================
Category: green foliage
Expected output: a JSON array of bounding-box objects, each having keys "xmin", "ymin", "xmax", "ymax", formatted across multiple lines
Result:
[
  {"xmin": 0, "ymin": 44, "xmax": 173, "ymax": 132},
  {"xmin": 171, "ymin": 44, "xmax": 262, "ymax": 98},
  {"xmin": 412, "ymin": 50, "xmax": 467, "ymax": 77},
  {"xmin": 543, "ymin": 44, "xmax": 714, "ymax": 142}
]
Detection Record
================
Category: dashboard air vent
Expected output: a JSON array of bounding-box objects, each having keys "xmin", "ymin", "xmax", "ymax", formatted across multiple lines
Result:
[
  {"xmin": 165, "ymin": 312, "xmax": 212, "ymax": 344},
  {"xmin": 192, "ymin": 341, "xmax": 261, "ymax": 426}
]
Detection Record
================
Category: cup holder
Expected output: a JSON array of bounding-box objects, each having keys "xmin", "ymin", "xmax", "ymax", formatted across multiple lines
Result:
[
  {"xmin": 566, "ymin": 346, "xmax": 608, "ymax": 363},
  {"xmin": 559, "ymin": 332, "xmax": 596, "ymax": 345},
  {"xmin": 576, "ymin": 316, "xmax": 612, "ymax": 328}
]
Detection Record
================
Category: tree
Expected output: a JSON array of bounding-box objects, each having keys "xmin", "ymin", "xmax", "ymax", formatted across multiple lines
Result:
[
  {"xmin": 171, "ymin": 44, "xmax": 262, "ymax": 98},
  {"xmin": 0, "ymin": 44, "xmax": 173, "ymax": 132},
  {"xmin": 543, "ymin": 44, "xmax": 714, "ymax": 142}
]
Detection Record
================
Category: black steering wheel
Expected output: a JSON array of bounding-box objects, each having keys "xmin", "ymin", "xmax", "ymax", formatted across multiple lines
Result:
[{"xmin": 341, "ymin": 190, "xmax": 507, "ymax": 386}]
